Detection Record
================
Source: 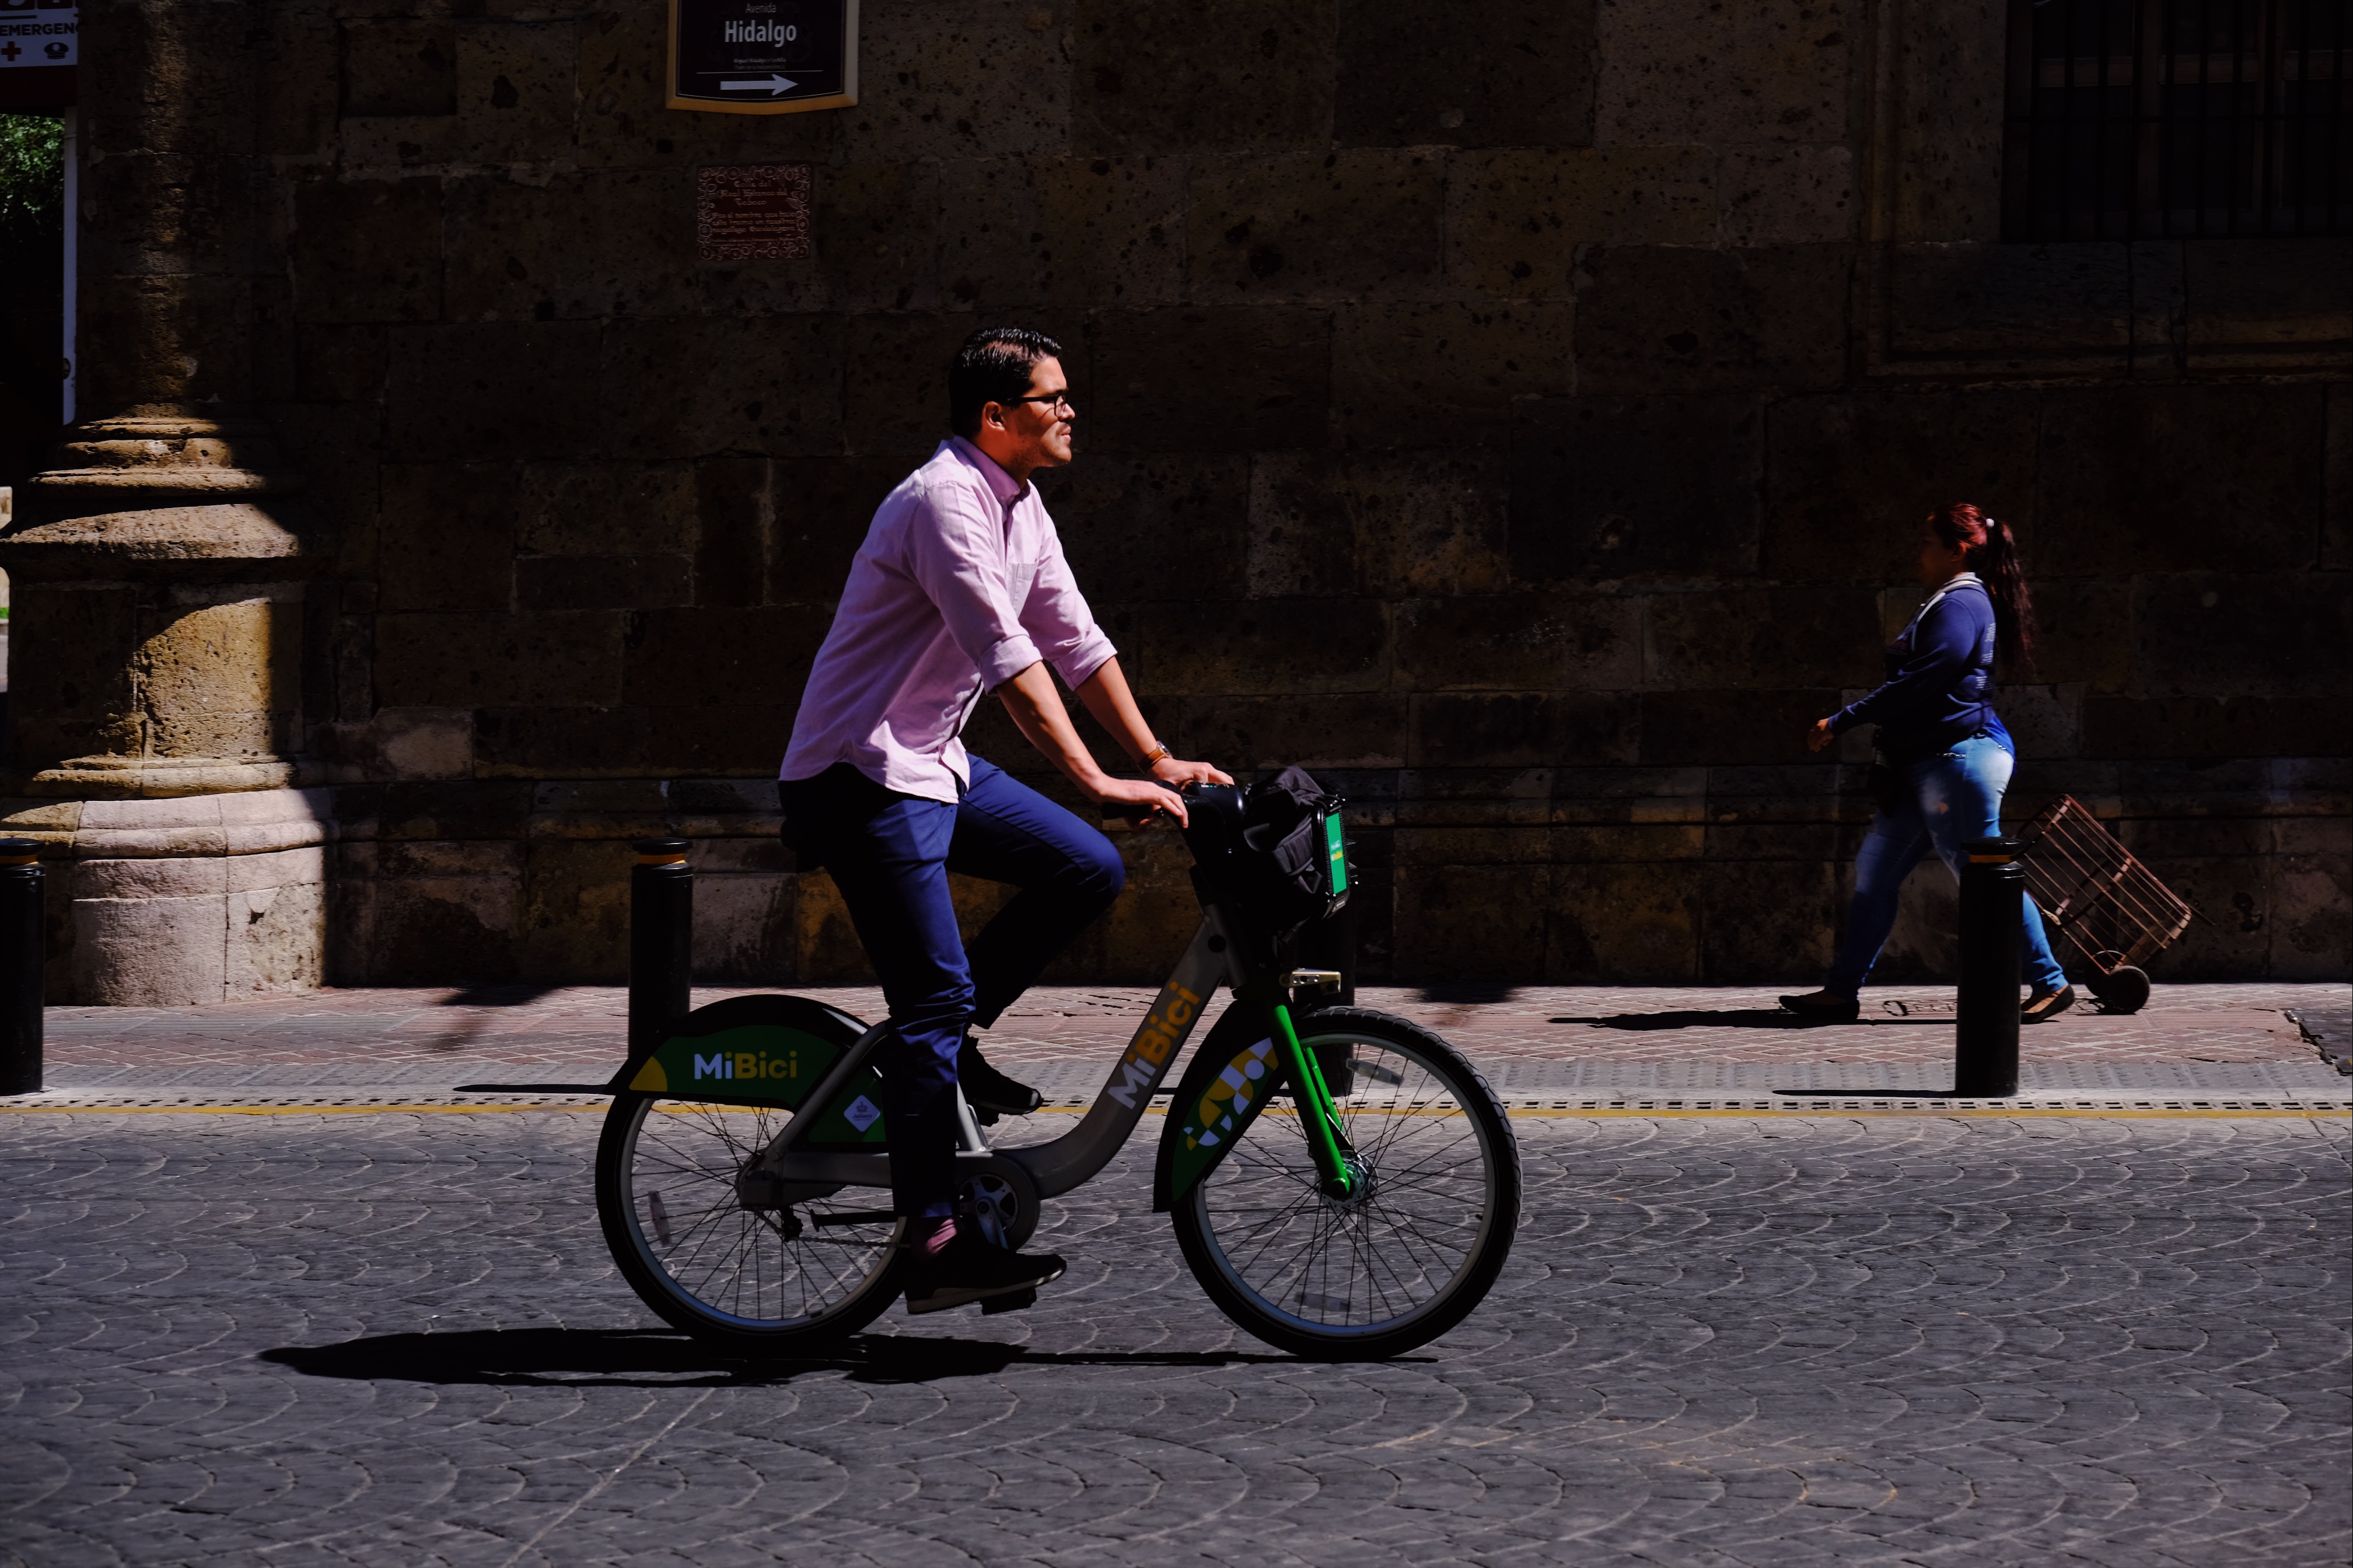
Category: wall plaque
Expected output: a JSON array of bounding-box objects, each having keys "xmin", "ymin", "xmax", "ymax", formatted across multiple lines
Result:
[
  {"xmin": 667, "ymin": 0, "xmax": 857, "ymax": 115},
  {"xmin": 696, "ymin": 164, "xmax": 812, "ymax": 262}
]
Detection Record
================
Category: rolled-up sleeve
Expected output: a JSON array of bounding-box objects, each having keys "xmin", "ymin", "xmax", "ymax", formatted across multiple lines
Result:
[
  {"xmin": 1023, "ymin": 521, "xmax": 1118, "ymax": 689},
  {"xmin": 904, "ymin": 481, "xmax": 1043, "ymax": 690}
]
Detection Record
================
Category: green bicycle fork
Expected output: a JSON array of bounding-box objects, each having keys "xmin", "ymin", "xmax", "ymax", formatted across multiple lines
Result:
[{"xmin": 1262, "ymin": 997, "xmax": 1356, "ymax": 1200}]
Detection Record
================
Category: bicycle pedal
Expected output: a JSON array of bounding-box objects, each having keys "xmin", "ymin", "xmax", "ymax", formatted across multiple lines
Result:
[
  {"xmin": 971, "ymin": 1104, "xmax": 1001, "ymax": 1126},
  {"xmin": 980, "ymin": 1288, "xmax": 1036, "ymax": 1315}
]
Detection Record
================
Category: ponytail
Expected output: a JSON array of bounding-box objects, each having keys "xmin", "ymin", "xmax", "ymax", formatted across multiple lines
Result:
[{"xmin": 1928, "ymin": 503, "xmax": 2037, "ymax": 680}]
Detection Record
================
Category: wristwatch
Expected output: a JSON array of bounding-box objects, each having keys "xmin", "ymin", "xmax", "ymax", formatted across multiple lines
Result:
[{"xmin": 1138, "ymin": 743, "xmax": 1171, "ymax": 769}]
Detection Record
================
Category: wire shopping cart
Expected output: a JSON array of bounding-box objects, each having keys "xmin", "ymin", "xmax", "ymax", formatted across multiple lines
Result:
[{"xmin": 2013, "ymin": 794, "xmax": 2198, "ymax": 1014}]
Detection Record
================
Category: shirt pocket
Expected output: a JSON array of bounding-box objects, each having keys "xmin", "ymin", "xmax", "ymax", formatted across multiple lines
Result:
[{"xmin": 1004, "ymin": 555, "xmax": 1041, "ymax": 606}]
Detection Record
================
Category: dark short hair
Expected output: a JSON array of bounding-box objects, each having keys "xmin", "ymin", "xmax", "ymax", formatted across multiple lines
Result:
[{"xmin": 948, "ymin": 327, "xmax": 1063, "ymax": 438}]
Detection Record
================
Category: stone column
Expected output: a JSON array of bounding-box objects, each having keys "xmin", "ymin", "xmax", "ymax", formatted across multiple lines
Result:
[
  {"xmin": 0, "ymin": 1, "xmax": 333, "ymax": 1005},
  {"xmin": 0, "ymin": 423, "xmax": 335, "ymax": 1006}
]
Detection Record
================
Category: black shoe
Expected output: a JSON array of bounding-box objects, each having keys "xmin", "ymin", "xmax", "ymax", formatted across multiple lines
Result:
[
  {"xmin": 2022, "ymin": 985, "xmax": 2076, "ymax": 1024},
  {"xmin": 1778, "ymin": 991, "xmax": 1861, "ymax": 1023},
  {"xmin": 902, "ymin": 1226, "xmax": 1067, "ymax": 1316},
  {"xmin": 959, "ymin": 1037, "xmax": 1043, "ymax": 1118}
]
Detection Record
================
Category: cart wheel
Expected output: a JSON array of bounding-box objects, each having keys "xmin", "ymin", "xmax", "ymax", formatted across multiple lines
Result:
[{"xmin": 2086, "ymin": 965, "xmax": 2151, "ymax": 1014}]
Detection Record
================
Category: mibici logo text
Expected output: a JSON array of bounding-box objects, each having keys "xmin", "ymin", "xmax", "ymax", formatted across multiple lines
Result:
[{"xmin": 693, "ymin": 1051, "xmax": 799, "ymax": 1082}]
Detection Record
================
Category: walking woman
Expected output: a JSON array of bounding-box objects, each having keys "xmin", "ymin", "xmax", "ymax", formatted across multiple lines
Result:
[{"xmin": 1781, "ymin": 503, "xmax": 2074, "ymax": 1023}]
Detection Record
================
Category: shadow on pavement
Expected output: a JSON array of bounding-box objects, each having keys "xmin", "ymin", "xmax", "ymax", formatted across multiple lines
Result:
[
  {"xmin": 425, "ymin": 983, "xmax": 569, "ymax": 1053},
  {"xmin": 261, "ymin": 1328, "xmax": 1299, "ymax": 1388},
  {"xmin": 1555, "ymin": 1008, "xmax": 1798, "ymax": 1030},
  {"xmin": 441, "ymin": 984, "xmax": 565, "ymax": 1007},
  {"xmin": 1418, "ymin": 982, "xmax": 1521, "ymax": 1005},
  {"xmin": 1551, "ymin": 1008, "xmax": 1942, "ymax": 1031}
]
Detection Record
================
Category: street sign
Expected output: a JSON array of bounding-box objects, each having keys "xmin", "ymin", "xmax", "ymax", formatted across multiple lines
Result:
[
  {"xmin": 667, "ymin": 0, "xmax": 856, "ymax": 116},
  {"xmin": 0, "ymin": 0, "xmax": 76, "ymax": 111}
]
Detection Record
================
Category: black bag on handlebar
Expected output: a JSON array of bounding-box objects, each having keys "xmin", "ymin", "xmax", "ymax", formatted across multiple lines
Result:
[{"xmin": 1240, "ymin": 767, "xmax": 1351, "ymax": 933}]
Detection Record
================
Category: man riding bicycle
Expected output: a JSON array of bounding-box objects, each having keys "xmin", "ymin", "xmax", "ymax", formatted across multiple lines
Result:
[{"xmin": 778, "ymin": 327, "xmax": 1231, "ymax": 1316}]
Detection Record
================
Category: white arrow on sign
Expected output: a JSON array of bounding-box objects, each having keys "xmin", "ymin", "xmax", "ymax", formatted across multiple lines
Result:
[{"xmin": 721, "ymin": 74, "xmax": 798, "ymax": 94}]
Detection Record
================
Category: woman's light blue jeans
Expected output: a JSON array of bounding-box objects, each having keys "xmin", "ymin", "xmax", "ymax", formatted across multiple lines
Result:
[{"xmin": 1825, "ymin": 733, "xmax": 2068, "ymax": 999}]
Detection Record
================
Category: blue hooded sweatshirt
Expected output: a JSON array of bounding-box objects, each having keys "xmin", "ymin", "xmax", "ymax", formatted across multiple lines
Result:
[{"xmin": 1828, "ymin": 574, "xmax": 2012, "ymax": 762}]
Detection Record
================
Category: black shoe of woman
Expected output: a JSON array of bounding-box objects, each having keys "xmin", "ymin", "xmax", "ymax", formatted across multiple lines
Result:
[
  {"xmin": 959, "ymin": 1036, "xmax": 1044, "ymax": 1119},
  {"xmin": 902, "ymin": 1225, "xmax": 1067, "ymax": 1315},
  {"xmin": 1778, "ymin": 990, "xmax": 1861, "ymax": 1023},
  {"xmin": 2022, "ymin": 985, "xmax": 2075, "ymax": 1024}
]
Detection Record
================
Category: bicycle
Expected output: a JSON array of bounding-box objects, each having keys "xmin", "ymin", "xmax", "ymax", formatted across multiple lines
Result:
[{"xmin": 593, "ymin": 782, "xmax": 1521, "ymax": 1360}]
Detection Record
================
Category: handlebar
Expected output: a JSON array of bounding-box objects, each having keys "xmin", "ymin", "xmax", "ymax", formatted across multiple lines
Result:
[{"xmin": 1117, "ymin": 779, "xmax": 1190, "ymax": 827}]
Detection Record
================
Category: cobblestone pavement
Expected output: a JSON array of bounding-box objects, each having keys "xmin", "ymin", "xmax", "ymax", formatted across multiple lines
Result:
[
  {"xmin": 4, "ymin": 1104, "xmax": 2348, "ymax": 1567},
  {"xmin": 8, "ymin": 984, "xmax": 2350, "ymax": 1564}
]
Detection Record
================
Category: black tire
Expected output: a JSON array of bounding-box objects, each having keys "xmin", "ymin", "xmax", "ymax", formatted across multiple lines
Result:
[
  {"xmin": 1169, "ymin": 1007, "xmax": 1519, "ymax": 1360},
  {"xmin": 2086, "ymin": 964, "xmax": 2151, "ymax": 1014},
  {"xmin": 596, "ymin": 1091, "xmax": 906, "ymax": 1352}
]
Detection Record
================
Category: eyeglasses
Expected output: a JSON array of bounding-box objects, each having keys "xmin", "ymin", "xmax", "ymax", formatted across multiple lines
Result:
[{"xmin": 999, "ymin": 390, "xmax": 1075, "ymax": 414}]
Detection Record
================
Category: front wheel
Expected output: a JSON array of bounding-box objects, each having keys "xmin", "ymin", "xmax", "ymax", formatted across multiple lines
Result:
[
  {"xmin": 595, "ymin": 1092, "xmax": 906, "ymax": 1350},
  {"xmin": 1170, "ymin": 1008, "xmax": 1519, "ymax": 1360}
]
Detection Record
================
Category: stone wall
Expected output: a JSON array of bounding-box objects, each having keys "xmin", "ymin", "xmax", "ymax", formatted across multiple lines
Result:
[{"xmin": 5, "ymin": 0, "xmax": 2347, "ymax": 998}]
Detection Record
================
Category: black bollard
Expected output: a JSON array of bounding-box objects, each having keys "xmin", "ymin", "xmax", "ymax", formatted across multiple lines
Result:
[
  {"xmin": 1955, "ymin": 835, "xmax": 2023, "ymax": 1097},
  {"xmin": 1298, "ymin": 894, "xmax": 1358, "ymax": 1008},
  {"xmin": 1300, "ymin": 895, "xmax": 1359, "ymax": 1094},
  {"xmin": 629, "ymin": 838, "xmax": 693, "ymax": 1056},
  {"xmin": 0, "ymin": 838, "xmax": 44, "ymax": 1096}
]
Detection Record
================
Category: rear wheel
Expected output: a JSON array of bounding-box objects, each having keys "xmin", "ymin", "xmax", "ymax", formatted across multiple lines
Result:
[
  {"xmin": 2086, "ymin": 963, "xmax": 2151, "ymax": 1014},
  {"xmin": 1170, "ymin": 1008, "xmax": 1519, "ymax": 1360},
  {"xmin": 596, "ymin": 1093, "xmax": 905, "ymax": 1350}
]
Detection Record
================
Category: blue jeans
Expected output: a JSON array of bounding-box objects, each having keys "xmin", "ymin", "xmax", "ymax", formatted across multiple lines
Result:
[
  {"xmin": 1824, "ymin": 733, "xmax": 2067, "ymax": 999},
  {"xmin": 778, "ymin": 758, "xmax": 1125, "ymax": 1218}
]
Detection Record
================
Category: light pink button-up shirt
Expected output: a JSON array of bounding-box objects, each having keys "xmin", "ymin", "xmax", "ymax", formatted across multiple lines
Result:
[{"xmin": 780, "ymin": 438, "xmax": 1117, "ymax": 803}]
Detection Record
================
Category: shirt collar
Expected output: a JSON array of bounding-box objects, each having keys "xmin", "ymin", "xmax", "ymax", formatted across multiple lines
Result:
[
  {"xmin": 948, "ymin": 436, "xmax": 1027, "ymax": 510},
  {"xmin": 1928, "ymin": 571, "xmax": 1983, "ymax": 603},
  {"xmin": 1903, "ymin": 572, "xmax": 1984, "ymax": 635}
]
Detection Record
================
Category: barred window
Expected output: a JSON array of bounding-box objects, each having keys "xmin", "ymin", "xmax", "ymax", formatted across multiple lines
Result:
[{"xmin": 2004, "ymin": 0, "xmax": 2352, "ymax": 238}]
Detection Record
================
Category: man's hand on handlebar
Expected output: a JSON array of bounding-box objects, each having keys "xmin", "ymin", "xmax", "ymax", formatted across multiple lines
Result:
[
  {"xmin": 995, "ymin": 658, "xmax": 1232, "ymax": 830},
  {"xmin": 1148, "ymin": 755, "xmax": 1233, "ymax": 792},
  {"xmin": 1105, "ymin": 755, "xmax": 1233, "ymax": 828},
  {"xmin": 1100, "ymin": 775, "xmax": 1191, "ymax": 828}
]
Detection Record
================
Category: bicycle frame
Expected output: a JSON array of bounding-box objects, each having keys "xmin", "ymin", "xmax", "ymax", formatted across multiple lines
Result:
[{"xmin": 742, "ymin": 912, "xmax": 1356, "ymax": 1203}]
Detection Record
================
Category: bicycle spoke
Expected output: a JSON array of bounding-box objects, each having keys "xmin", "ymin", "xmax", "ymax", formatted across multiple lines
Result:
[
  {"xmin": 667, "ymin": 1205, "xmax": 755, "ymax": 1296},
  {"xmin": 1223, "ymin": 1192, "xmax": 1321, "ymax": 1278},
  {"xmin": 1362, "ymin": 1194, "xmax": 1467, "ymax": 1293}
]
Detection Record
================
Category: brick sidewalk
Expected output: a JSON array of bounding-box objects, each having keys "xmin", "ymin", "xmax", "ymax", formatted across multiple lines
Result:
[{"xmin": 36, "ymin": 981, "xmax": 2349, "ymax": 1079}]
